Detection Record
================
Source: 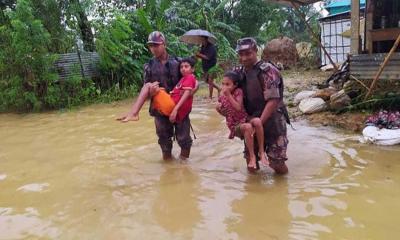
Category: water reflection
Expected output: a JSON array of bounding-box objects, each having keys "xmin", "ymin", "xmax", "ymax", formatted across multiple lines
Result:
[
  {"xmin": 228, "ymin": 175, "xmax": 290, "ymax": 240},
  {"xmin": 152, "ymin": 164, "xmax": 202, "ymax": 236}
]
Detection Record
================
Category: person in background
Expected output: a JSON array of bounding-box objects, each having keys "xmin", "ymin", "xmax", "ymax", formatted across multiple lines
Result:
[{"xmin": 196, "ymin": 37, "xmax": 221, "ymax": 99}]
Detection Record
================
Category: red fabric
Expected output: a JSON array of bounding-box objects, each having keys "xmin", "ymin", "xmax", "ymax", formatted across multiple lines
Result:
[{"xmin": 170, "ymin": 74, "xmax": 196, "ymax": 122}]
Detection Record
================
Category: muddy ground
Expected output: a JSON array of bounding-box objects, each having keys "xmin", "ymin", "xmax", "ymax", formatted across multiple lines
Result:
[{"xmin": 283, "ymin": 69, "xmax": 368, "ymax": 132}]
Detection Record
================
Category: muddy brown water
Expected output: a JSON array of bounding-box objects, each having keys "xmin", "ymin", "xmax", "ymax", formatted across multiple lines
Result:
[{"xmin": 0, "ymin": 100, "xmax": 399, "ymax": 240}]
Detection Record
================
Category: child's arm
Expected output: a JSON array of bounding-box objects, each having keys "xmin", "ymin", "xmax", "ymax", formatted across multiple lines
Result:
[
  {"xmin": 224, "ymin": 89, "xmax": 244, "ymax": 112},
  {"xmin": 195, "ymin": 52, "xmax": 209, "ymax": 60},
  {"xmin": 169, "ymin": 89, "xmax": 191, "ymax": 123},
  {"xmin": 191, "ymin": 80, "xmax": 199, "ymax": 96}
]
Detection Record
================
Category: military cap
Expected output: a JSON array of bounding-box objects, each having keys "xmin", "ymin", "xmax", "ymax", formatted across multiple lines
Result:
[
  {"xmin": 235, "ymin": 37, "xmax": 257, "ymax": 52},
  {"xmin": 147, "ymin": 31, "xmax": 166, "ymax": 44}
]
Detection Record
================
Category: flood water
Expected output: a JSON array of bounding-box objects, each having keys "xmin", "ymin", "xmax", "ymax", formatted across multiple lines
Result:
[{"xmin": 0, "ymin": 100, "xmax": 399, "ymax": 240}]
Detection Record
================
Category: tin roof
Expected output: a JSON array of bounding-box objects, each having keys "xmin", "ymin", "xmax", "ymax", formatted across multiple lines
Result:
[
  {"xmin": 266, "ymin": 0, "xmax": 321, "ymax": 7},
  {"xmin": 326, "ymin": 0, "xmax": 365, "ymax": 8},
  {"xmin": 325, "ymin": 0, "xmax": 366, "ymax": 16}
]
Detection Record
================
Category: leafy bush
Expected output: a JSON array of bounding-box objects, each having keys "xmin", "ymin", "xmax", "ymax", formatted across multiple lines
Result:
[
  {"xmin": 0, "ymin": 0, "xmax": 58, "ymax": 111},
  {"xmin": 96, "ymin": 16, "xmax": 147, "ymax": 90},
  {"xmin": 0, "ymin": 0, "xmax": 97, "ymax": 112}
]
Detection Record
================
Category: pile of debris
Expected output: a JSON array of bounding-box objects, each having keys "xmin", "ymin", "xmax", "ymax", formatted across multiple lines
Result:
[
  {"xmin": 293, "ymin": 60, "xmax": 353, "ymax": 114},
  {"xmin": 262, "ymin": 37, "xmax": 299, "ymax": 69}
]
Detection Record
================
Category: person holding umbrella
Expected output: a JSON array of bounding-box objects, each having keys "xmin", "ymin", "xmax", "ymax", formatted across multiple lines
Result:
[
  {"xmin": 196, "ymin": 36, "xmax": 221, "ymax": 99},
  {"xmin": 180, "ymin": 29, "xmax": 221, "ymax": 100}
]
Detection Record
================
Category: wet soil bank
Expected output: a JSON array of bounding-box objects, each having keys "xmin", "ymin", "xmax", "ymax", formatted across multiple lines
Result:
[{"xmin": 283, "ymin": 69, "xmax": 368, "ymax": 133}]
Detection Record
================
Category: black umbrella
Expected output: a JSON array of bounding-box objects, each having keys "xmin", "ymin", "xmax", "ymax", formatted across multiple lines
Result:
[{"xmin": 180, "ymin": 29, "xmax": 217, "ymax": 45}]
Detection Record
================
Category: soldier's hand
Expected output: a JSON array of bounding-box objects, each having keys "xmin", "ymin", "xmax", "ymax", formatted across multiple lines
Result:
[{"xmin": 149, "ymin": 82, "xmax": 160, "ymax": 96}]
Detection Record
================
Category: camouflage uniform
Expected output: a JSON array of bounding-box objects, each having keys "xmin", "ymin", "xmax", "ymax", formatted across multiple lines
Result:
[
  {"xmin": 144, "ymin": 32, "xmax": 192, "ymax": 156},
  {"xmin": 235, "ymin": 38, "xmax": 289, "ymax": 166},
  {"xmin": 236, "ymin": 61, "xmax": 288, "ymax": 165}
]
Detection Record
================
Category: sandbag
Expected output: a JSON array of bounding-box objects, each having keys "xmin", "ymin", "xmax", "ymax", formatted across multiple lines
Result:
[
  {"xmin": 293, "ymin": 90, "xmax": 316, "ymax": 106},
  {"xmin": 299, "ymin": 97, "xmax": 327, "ymax": 114},
  {"xmin": 361, "ymin": 126, "xmax": 400, "ymax": 145}
]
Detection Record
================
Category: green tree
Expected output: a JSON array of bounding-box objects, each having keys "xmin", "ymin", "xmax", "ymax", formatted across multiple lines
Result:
[
  {"xmin": 60, "ymin": 0, "xmax": 95, "ymax": 51},
  {"xmin": 31, "ymin": 0, "xmax": 75, "ymax": 53},
  {"xmin": 258, "ymin": 4, "xmax": 320, "ymax": 43},
  {"xmin": 231, "ymin": 0, "xmax": 272, "ymax": 37},
  {"xmin": 0, "ymin": 0, "xmax": 58, "ymax": 111},
  {"xmin": 96, "ymin": 16, "xmax": 147, "ymax": 89}
]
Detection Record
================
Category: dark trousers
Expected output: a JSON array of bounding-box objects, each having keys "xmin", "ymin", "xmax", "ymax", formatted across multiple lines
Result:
[{"xmin": 154, "ymin": 115, "xmax": 193, "ymax": 154}]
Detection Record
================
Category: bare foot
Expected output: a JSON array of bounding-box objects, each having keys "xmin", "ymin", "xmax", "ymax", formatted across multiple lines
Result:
[
  {"xmin": 247, "ymin": 156, "xmax": 257, "ymax": 169},
  {"xmin": 259, "ymin": 153, "xmax": 270, "ymax": 167},
  {"xmin": 116, "ymin": 114, "xmax": 139, "ymax": 122}
]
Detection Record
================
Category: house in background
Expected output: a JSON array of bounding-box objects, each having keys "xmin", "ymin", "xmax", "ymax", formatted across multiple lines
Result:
[
  {"xmin": 319, "ymin": 0, "xmax": 366, "ymax": 65},
  {"xmin": 325, "ymin": 0, "xmax": 365, "ymax": 15}
]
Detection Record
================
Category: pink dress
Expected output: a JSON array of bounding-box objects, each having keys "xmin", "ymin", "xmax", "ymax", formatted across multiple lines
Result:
[{"xmin": 218, "ymin": 88, "xmax": 248, "ymax": 139}]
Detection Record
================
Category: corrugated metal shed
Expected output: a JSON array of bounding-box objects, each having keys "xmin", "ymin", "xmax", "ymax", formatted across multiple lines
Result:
[
  {"xmin": 350, "ymin": 53, "xmax": 400, "ymax": 80},
  {"xmin": 54, "ymin": 52, "xmax": 100, "ymax": 81}
]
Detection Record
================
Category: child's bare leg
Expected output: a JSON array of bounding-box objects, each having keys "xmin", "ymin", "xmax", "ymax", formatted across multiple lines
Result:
[
  {"xmin": 241, "ymin": 123, "xmax": 257, "ymax": 169},
  {"xmin": 207, "ymin": 75, "xmax": 220, "ymax": 99},
  {"xmin": 117, "ymin": 82, "xmax": 153, "ymax": 122},
  {"xmin": 250, "ymin": 118, "xmax": 269, "ymax": 166}
]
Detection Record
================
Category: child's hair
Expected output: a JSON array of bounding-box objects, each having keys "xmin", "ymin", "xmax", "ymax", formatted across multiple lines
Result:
[
  {"xmin": 223, "ymin": 71, "xmax": 240, "ymax": 86},
  {"xmin": 180, "ymin": 57, "xmax": 196, "ymax": 68}
]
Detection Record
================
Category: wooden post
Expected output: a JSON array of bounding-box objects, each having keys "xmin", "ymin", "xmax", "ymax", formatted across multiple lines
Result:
[
  {"xmin": 350, "ymin": 0, "xmax": 360, "ymax": 54},
  {"xmin": 365, "ymin": 0, "xmax": 374, "ymax": 53},
  {"xmin": 290, "ymin": 1, "xmax": 339, "ymax": 72},
  {"xmin": 364, "ymin": 33, "xmax": 400, "ymax": 100},
  {"xmin": 76, "ymin": 43, "xmax": 86, "ymax": 79}
]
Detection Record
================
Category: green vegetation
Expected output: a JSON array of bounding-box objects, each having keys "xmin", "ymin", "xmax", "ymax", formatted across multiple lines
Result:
[{"xmin": 0, "ymin": 0, "xmax": 320, "ymax": 112}]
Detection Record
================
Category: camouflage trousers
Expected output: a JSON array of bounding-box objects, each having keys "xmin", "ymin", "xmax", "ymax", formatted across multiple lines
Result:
[
  {"xmin": 154, "ymin": 115, "xmax": 193, "ymax": 154},
  {"xmin": 244, "ymin": 111, "xmax": 288, "ymax": 165}
]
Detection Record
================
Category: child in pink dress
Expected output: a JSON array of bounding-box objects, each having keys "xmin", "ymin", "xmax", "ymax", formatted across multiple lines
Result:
[{"xmin": 216, "ymin": 71, "xmax": 269, "ymax": 169}]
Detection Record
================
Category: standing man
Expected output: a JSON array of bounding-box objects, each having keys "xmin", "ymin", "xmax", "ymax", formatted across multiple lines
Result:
[
  {"xmin": 196, "ymin": 37, "xmax": 221, "ymax": 99},
  {"xmin": 235, "ymin": 38, "xmax": 289, "ymax": 174},
  {"xmin": 119, "ymin": 31, "xmax": 193, "ymax": 160}
]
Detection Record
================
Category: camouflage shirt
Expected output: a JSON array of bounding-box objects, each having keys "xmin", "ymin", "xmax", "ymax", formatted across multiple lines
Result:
[
  {"xmin": 143, "ymin": 55, "xmax": 181, "ymax": 116},
  {"xmin": 143, "ymin": 55, "xmax": 181, "ymax": 92}
]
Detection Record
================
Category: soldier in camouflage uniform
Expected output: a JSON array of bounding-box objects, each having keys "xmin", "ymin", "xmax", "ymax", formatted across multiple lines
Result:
[
  {"xmin": 119, "ymin": 31, "xmax": 193, "ymax": 160},
  {"xmin": 234, "ymin": 38, "xmax": 289, "ymax": 174}
]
